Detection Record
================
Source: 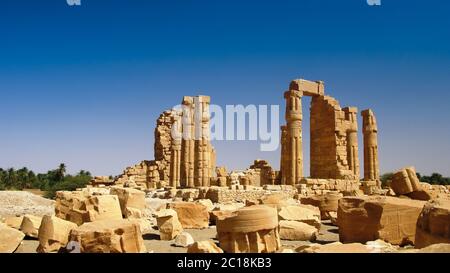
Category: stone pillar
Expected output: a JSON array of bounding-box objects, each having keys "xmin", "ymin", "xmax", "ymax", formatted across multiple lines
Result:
[
  {"xmin": 194, "ymin": 96, "xmax": 211, "ymax": 187},
  {"xmin": 169, "ymin": 113, "xmax": 182, "ymax": 188},
  {"xmin": 280, "ymin": 125, "xmax": 288, "ymax": 185},
  {"xmin": 343, "ymin": 107, "xmax": 360, "ymax": 180},
  {"xmin": 282, "ymin": 90, "xmax": 303, "ymax": 185},
  {"xmin": 216, "ymin": 206, "xmax": 281, "ymax": 253},
  {"xmin": 361, "ymin": 109, "xmax": 379, "ymax": 181},
  {"xmin": 181, "ymin": 96, "xmax": 195, "ymax": 188}
]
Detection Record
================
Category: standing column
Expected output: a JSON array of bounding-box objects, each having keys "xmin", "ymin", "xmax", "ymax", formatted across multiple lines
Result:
[
  {"xmin": 280, "ymin": 126, "xmax": 288, "ymax": 185},
  {"xmin": 181, "ymin": 96, "xmax": 195, "ymax": 188},
  {"xmin": 343, "ymin": 107, "xmax": 360, "ymax": 180},
  {"xmin": 194, "ymin": 96, "xmax": 211, "ymax": 187},
  {"xmin": 361, "ymin": 109, "xmax": 379, "ymax": 181},
  {"xmin": 283, "ymin": 90, "xmax": 303, "ymax": 185},
  {"xmin": 170, "ymin": 113, "xmax": 182, "ymax": 188}
]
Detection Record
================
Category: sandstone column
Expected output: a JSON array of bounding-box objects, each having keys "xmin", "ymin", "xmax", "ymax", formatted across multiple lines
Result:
[
  {"xmin": 194, "ymin": 96, "xmax": 211, "ymax": 187},
  {"xmin": 169, "ymin": 112, "xmax": 182, "ymax": 188},
  {"xmin": 343, "ymin": 107, "xmax": 360, "ymax": 180},
  {"xmin": 280, "ymin": 125, "xmax": 288, "ymax": 185},
  {"xmin": 361, "ymin": 109, "xmax": 379, "ymax": 181},
  {"xmin": 181, "ymin": 96, "xmax": 195, "ymax": 188},
  {"xmin": 282, "ymin": 90, "xmax": 303, "ymax": 185}
]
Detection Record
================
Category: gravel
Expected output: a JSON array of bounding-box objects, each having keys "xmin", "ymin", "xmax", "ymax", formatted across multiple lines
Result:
[{"xmin": 0, "ymin": 191, "xmax": 55, "ymax": 217}]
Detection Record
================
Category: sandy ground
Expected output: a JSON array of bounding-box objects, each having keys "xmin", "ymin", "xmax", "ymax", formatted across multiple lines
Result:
[{"xmin": 0, "ymin": 191, "xmax": 55, "ymax": 218}]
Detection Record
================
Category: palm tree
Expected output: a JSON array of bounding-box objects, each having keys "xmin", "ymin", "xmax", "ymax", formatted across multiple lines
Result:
[{"xmin": 57, "ymin": 163, "xmax": 67, "ymax": 181}]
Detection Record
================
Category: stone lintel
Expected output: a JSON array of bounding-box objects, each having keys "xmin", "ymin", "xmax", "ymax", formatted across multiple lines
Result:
[{"xmin": 289, "ymin": 79, "xmax": 325, "ymax": 97}]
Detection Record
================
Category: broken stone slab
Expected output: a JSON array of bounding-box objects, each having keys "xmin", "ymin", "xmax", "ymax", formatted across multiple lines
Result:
[
  {"xmin": 156, "ymin": 209, "xmax": 183, "ymax": 241},
  {"xmin": 174, "ymin": 231, "xmax": 194, "ymax": 248},
  {"xmin": 20, "ymin": 215, "xmax": 43, "ymax": 238},
  {"xmin": 415, "ymin": 199, "xmax": 450, "ymax": 248},
  {"xmin": 0, "ymin": 224, "xmax": 25, "ymax": 253},
  {"xmin": 338, "ymin": 196, "xmax": 425, "ymax": 245},
  {"xmin": 296, "ymin": 242, "xmax": 372, "ymax": 253},
  {"xmin": 391, "ymin": 167, "xmax": 422, "ymax": 195},
  {"xmin": 187, "ymin": 241, "xmax": 223, "ymax": 253},
  {"xmin": 5, "ymin": 216, "xmax": 24, "ymax": 230},
  {"xmin": 195, "ymin": 199, "xmax": 214, "ymax": 212},
  {"xmin": 300, "ymin": 192, "xmax": 343, "ymax": 220},
  {"xmin": 279, "ymin": 220, "xmax": 318, "ymax": 241},
  {"xmin": 69, "ymin": 219, "xmax": 146, "ymax": 253},
  {"xmin": 167, "ymin": 202, "xmax": 209, "ymax": 229},
  {"xmin": 278, "ymin": 205, "xmax": 321, "ymax": 229},
  {"xmin": 110, "ymin": 187, "xmax": 146, "ymax": 219},
  {"xmin": 37, "ymin": 215, "xmax": 78, "ymax": 253}
]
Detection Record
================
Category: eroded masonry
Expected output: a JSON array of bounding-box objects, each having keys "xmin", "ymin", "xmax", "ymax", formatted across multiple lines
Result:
[
  {"xmin": 4, "ymin": 78, "xmax": 450, "ymax": 254},
  {"xmin": 112, "ymin": 79, "xmax": 380, "ymax": 194}
]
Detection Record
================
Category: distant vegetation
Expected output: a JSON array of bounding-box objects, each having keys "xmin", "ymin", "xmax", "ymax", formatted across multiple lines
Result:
[
  {"xmin": 380, "ymin": 172, "xmax": 450, "ymax": 187},
  {"xmin": 0, "ymin": 164, "xmax": 93, "ymax": 199}
]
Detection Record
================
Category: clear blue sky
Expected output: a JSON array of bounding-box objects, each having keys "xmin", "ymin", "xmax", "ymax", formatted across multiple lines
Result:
[{"xmin": 1, "ymin": 0, "xmax": 449, "ymax": 176}]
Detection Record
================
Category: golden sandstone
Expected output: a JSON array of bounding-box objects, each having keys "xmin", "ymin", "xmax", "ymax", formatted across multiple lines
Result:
[
  {"xmin": 216, "ymin": 206, "xmax": 281, "ymax": 253},
  {"xmin": 4, "ymin": 78, "xmax": 450, "ymax": 254}
]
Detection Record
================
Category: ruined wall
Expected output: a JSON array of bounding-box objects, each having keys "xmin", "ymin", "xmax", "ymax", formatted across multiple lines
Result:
[{"xmin": 310, "ymin": 96, "xmax": 357, "ymax": 180}]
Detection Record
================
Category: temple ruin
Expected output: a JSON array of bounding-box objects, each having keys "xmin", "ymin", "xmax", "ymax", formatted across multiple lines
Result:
[{"xmin": 112, "ymin": 78, "xmax": 381, "ymax": 193}]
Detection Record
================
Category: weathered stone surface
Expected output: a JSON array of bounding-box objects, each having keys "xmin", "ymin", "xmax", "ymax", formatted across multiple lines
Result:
[
  {"xmin": 338, "ymin": 196, "xmax": 425, "ymax": 245},
  {"xmin": 195, "ymin": 199, "xmax": 214, "ymax": 212},
  {"xmin": 217, "ymin": 205, "xmax": 281, "ymax": 253},
  {"xmin": 174, "ymin": 232, "xmax": 194, "ymax": 247},
  {"xmin": 5, "ymin": 216, "xmax": 24, "ymax": 230},
  {"xmin": 0, "ymin": 224, "xmax": 25, "ymax": 253},
  {"xmin": 391, "ymin": 167, "xmax": 422, "ymax": 195},
  {"xmin": 168, "ymin": 202, "xmax": 209, "ymax": 229},
  {"xmin": 69, "ymin": 219, "xmax": 146, "ymax": 253},
  {"xmin": 301, "ymin": 192, "xmax": 343, "ymax": 220},
  {"xmin": 20, "ymin": 215, "xmax": 42, "ymax": 238},
  {"xmin": 415, "ymin": 199, "xmax": 450, "ymax": 248},
  {"xmin": 187, "ymin": 240, "xmax": 223, "ymax": 253},
  {"xmin": 279, "ymin": 220, "xmax": 318, "ymax": 241},
  {"xmin": 55, "ymin": 192, "xmax": 123, "ymax": 225},
  {"xmin": 37, "ymin": 215, "xmax": 77, "ymax": 253},
  {"xmin": 156, "ymin": 209, "xmax": 183, "ymax": 241},
  {"xmin": 210, "ymin": 210, "xmax": 237, "ymax": 225},
  {"xmin": 110, "ymin": 187, "xmax": 146, "ymax": 219},
  {"xmin": 278, "ymin": 205, "xmax": 321, "ymax": 229}
]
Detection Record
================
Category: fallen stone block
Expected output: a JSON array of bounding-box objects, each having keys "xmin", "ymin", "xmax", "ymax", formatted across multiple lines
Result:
[
  {"xmin": 338, "ymin": 196, "xmax": 425, "ymax": 245},
  {"xmin": 168, "ymin": 202, "xmax": 209, "ymax": 229},
  {"xmin": 217, "ymin": 205, "xmax": 281, "ymax": 253},
  {"xmin": 110, "ymin": 187, "xmax": 146, "ymax": 218},
  {"xmin": 391, "ymin": 167, "xmax": 422, "ymax": 195},
  {"xmin": 415, "ymin": 199, "xmax": 450, "ymax": 248},
  {"xmin": 0, "ymin": 224, "xmax": 25, "ymax": 253},
  {"xmin": 301, "ymin": 192, "xmax": 343, "ymax": 220},
  {"xmin": 174, "ymin": 231, "xmax": 194, "ymax": 247},
  {"xmin": 156, "ymin": 209, "xmax": 183, "ymax": 241},
  {"xmin": 69, "ymin": 219, "xmax": 146, "ymax": 253},
  {"xmin": 5, "ymin": 216, "xmax": 24, "ymax": 230},
  {"xmin": 278, "ymin": 205, "xmax": 321, "ymax": 229},
  {"xmin": 37, "ymin": 215, "xmax": 78, "ymax": 253},
  {"xmin": 20, "ymin": 215, "xmax": 43, "ymax": 238},
  {"xmin": 279, "ymin": 220, "xmax": 318, "ymax": 241},
  {"xmin": 187, "ymin": 241, "xmax": 223, "ymax": 253}
]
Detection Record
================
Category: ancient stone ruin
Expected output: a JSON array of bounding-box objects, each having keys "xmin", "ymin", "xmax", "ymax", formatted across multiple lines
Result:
[{"xmin": 1, "ymin": 78, "xmax": 450, "ymax": 254}]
